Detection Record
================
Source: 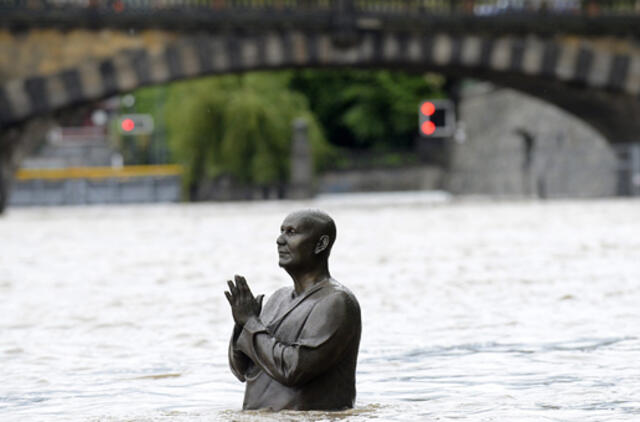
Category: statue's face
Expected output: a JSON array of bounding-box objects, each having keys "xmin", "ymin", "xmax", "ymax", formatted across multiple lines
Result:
[{"xmin": 277, "ymin": 213, "xmax": 319, "ymax": 270}]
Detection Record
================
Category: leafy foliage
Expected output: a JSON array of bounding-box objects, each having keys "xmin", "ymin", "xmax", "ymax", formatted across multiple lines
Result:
[
  {"xmin": 127, "ymin": 69, "xmax": 446, "ymax": 196},
  {"xmin": 290, "ymin": 70, "xmax": 446, "ymax": 150},
  {"xmin": 162, "ymin": 73, "xmax": 331, "ymax": 193}
]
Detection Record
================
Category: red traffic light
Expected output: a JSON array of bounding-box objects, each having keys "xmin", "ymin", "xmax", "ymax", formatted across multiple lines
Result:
[
  {"xmin": 118, "ymin": 114, "xmax": 154, "ymax": 135},
  {"xmin": 420, "ymin": 101, "xmax": 435, "ymax": 116},
  {"xmin": 121, "ymin": 118, "xmax": 135, "ymax": 132},
  {"xmin": 418, "ymin": 99, "xmax": 455, "ymax": 137},
  {"xmin": 421, "ymin": 121, "xmax": 436, "ymax": 136}
]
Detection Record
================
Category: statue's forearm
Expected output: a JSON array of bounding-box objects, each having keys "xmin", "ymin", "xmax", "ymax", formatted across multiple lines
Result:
[
  {"xmin": 228, "ymin": 326, "xmax": 251, "ymax": 381},
  {"xmin": 236, "ymin": 316, "xmax": 346, "ymax": 387}
]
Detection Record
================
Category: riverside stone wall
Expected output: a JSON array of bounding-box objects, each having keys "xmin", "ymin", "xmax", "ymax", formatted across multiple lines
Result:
[{"xmin": 319, "ymin": 165, "xmax": 443, "ymax": 193}]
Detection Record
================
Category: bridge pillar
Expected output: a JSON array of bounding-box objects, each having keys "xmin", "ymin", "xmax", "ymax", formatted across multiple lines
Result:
[{"xmin": 0, "ymin": 118, "xmax": 56, "ymax": 214}]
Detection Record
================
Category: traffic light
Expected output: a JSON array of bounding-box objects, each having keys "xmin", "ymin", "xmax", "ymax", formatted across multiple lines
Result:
[
  {"xmin": 117, "ymin": 114, "xmax": 154, "ymax": 135},
  {"xmin": 419, "ymin": 99, "xmax": 455, "ymax": 138}
]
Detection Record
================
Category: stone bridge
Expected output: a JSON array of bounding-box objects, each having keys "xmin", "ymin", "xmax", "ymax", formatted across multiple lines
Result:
[{"xmin": 2, "ymin": 0, "xmax": 640, "ymax": 211}]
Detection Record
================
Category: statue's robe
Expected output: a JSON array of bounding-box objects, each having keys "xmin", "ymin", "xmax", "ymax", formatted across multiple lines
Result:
[{"xmin": 228, "ymin": 279, "xmax": 361, "ymax": 410}]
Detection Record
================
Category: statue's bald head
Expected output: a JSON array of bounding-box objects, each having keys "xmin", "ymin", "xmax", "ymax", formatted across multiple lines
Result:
[{"xmin": 287, "ymin": 209, "xmax": 336, "ymax": 258}]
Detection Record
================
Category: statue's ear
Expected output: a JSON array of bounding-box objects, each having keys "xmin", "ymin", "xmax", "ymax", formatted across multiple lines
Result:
[{"xmin": 314, "ymin": 235, "xmax": 330, "ymax": 254}]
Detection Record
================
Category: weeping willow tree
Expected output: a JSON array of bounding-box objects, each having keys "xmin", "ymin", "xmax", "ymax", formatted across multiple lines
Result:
[{"xmin": 164, "ymin": 72, "xmax": 331, "ymax": 197}]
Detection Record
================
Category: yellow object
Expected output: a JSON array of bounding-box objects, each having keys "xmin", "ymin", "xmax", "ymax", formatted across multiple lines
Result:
[{"xmin": 16, "ymin": 165, "xmax": 182, "ymax": 181}]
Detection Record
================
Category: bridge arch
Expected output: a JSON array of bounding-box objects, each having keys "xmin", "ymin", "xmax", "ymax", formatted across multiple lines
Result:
[{"xmin": 2, "ymin": 29, "xmax": 640, "ymax": 144}]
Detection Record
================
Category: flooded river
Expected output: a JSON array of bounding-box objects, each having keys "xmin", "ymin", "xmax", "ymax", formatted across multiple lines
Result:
[{"xmin": 1, "ymin": 193, "xmax": 639, "ymax": 421}]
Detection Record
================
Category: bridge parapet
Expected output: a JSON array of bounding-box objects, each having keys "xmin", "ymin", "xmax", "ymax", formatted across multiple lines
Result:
[
  {"xmin": 2, "ymin": 0, "xmax": 640, "ymax": 36},
  {"xmin": 1, "ymin": 1, "xmax": 640, "ymax": 145}
]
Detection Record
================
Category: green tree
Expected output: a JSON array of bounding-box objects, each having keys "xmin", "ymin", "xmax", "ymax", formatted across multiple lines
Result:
[
  {"xmin": 290, "ymin": 69, "xmax": 446, "ymax": 151},
  {"xmin": 163, "ymin": 72, "xmax": 331, "ymax": 196}
]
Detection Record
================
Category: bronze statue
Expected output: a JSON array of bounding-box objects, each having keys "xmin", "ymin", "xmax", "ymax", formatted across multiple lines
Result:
[{"xmin": 225, "ymin": 209, "xmax": 361, "ymax": 410}]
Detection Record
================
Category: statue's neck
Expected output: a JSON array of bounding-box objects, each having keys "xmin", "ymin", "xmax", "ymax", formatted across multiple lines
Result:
[{"xmin": 287, "ymin": 262, "xmax": 330, "ymax": 297}]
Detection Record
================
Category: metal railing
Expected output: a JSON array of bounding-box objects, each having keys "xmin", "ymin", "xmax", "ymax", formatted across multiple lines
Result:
[
  {"xmin": 1, "ymin": 1, "xmax": 640, "ymax": 33},
  {"xmin": 1, "ymin": 0, "xmax": 639, "ymax": 14}
]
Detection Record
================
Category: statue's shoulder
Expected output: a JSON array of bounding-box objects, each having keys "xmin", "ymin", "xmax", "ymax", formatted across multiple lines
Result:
[
  {"xmin": 310, "ymin": 280, "xmax": 361, "ymax": 331},
  {"xmin": 320, "ymin": 279, "xmax": 360, "ymax": 310}
]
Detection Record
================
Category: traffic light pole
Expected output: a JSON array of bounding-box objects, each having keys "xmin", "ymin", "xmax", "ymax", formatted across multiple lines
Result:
[
  {"xmin": 416, "ymin": 79, "xmax": 464, "ymax": 169},
  {"xmin": 289, "ymin": 118, "xmax": 313, "ymax": 199},
  {"xmin": 0, "ymin": 129, "xmax": 16, "ymax": 215},
  {"xmin": 0, "ymin": 158, "xmax": 9, "ymax": 215},
  {"xmin": 632, "ymin": 143, "xmax": 640, "ymax": 196}
]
